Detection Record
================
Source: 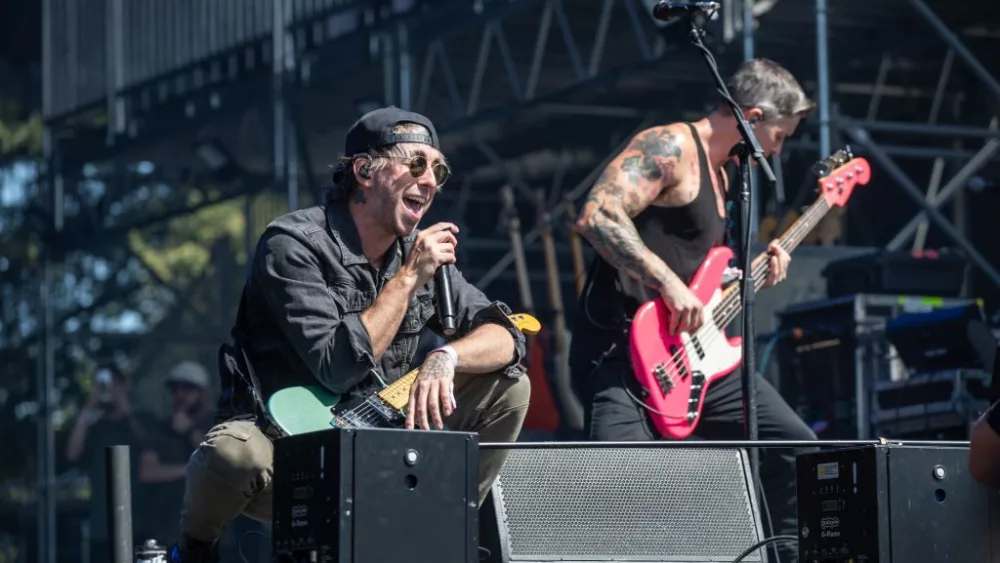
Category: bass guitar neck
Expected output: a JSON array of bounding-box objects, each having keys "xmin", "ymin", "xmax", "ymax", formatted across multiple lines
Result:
[{"xmin": 714, "ymin": 187, "xmax": 834, "ymax": 326}]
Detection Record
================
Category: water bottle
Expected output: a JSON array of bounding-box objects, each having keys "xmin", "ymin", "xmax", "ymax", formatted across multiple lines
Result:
[{"xmin": 135, "ymin": 539, "xmax": 168, "ymax": 563}]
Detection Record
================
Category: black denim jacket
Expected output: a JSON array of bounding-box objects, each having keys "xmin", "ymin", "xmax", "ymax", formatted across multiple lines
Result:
[{"xmin": 215, "ymin": 201, "xmax": 526, "ymax": 420}]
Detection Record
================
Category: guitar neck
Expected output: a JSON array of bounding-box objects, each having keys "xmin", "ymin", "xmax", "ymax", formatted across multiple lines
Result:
[
  {"xmin": 502, "ymin": 185, "xmax": 535, "ymax": 314},
  {"xmin": 714, "ymin": 196, "xmax": 832, "ymax": 327},
  {"xmin": 375, "ymin": 313, "xmax": 539, "ymax": 412},
  {"xmin": 751, "ymin": 196, "xmax": 831, "ymax": 292},
  {"xmin": 536, "ymin": 189, "xmax": 569, "ymax": 353},
  {"xmin": 377, "ymin": 369, "xmax": 419, "ymax": 411}
]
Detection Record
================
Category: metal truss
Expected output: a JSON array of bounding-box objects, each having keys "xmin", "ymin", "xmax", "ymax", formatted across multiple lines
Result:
[
  {"xmin": 407, "ymin": 0, "xmax": 669, "ymax": 130},
  {"xmin": 406, "ymin": 0, "xmax": 668, "ymax": 239},
  {"xmin": 812, "ymin": 0, "xmax": 1000, "ymax": 289}
]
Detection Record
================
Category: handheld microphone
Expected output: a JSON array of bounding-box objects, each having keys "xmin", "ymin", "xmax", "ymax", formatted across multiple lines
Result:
[
  {"xmin": 435, "ymin": 264, "xmax": 457, "ymax": 336},
  {"xmin": 651, "ymin": 1, "xmax": 720, "ymax": 21}
]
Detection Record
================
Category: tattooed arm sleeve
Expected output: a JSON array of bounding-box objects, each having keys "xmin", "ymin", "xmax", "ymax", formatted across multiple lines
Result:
[{"xmin": 574, "ymin": 126, "xmax": 686, "ymax": 291}]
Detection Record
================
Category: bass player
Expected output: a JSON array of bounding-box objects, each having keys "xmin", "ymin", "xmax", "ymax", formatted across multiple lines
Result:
[
  {"xmin": 570, "ymin": 58, "xmax": 817, "ymax": 562},
  {"xmin": 171, "ymin": 106, "xmax": 530, "ymax": 562}
]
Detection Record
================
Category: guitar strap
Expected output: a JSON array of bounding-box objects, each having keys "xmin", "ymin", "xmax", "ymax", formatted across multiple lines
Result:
[
  {"xmin": 214, "ymin": 289, "xmax": 285, "ymax": 439},
  {"xmin": 580, "ymin": 258, "xmax": 632, "ymax": 374}
]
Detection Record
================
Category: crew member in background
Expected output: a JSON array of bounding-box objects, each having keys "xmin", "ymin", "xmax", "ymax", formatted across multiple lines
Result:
[
  {"xmin": 140, "ymin": 361, "xmax": 214, "ymax": 548},
  {"xmin": 171, "ymin": 106, "xmax": 530, "ymax": 562},
  {"xmin": 65, "ymin": 365, "xmax": 148, "ymax": 563},
  {"xmin": 970, "ymin": 405, "xmax": 1000, "ymax": 487},
  {"xmin": 969, "ymin": 345, "xmax": 1000, "ymax": 486},
  {"xmin": 570, "ymin": 58, "xmax": 818, "ymax": 562}
]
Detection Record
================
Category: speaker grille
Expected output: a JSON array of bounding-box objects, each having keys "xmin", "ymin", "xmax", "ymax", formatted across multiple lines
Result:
[{"xmin": 492, "ymin": 447, "xmax": 765, "ymax": 562}]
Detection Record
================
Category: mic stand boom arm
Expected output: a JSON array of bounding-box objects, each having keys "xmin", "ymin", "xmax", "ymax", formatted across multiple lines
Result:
[{"xmin": 684, "ymin": 13, "xmax": 775, "ymax": 483}]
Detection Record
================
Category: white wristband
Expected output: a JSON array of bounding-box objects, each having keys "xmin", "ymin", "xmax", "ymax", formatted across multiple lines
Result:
[{"xmin": 431, "ymin": 345, "xmax": 458, "ymax": 368}]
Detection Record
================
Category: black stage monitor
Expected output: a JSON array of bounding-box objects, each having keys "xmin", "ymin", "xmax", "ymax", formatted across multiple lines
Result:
[{"xmin": 885, "ymin": 303, "xmax": 996, "ymax": 374}]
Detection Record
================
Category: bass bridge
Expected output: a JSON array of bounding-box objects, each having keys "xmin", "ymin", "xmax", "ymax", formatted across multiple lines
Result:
[
  {"xmin": 685, "ymin": 371, "xmax": 706, "ymax": 424},
  {"xmin": 653, "ymin": 362, "xmax": 674, "ymax": 395}
]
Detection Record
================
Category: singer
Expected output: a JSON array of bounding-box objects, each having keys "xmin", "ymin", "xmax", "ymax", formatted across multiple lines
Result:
[
  {"xmin": 570, "ymin": 58, "xmax": 815, "ymax": 563},
  {"xmin": 170, "ymin": 106, "xmax": 530, "ymax": 563}
]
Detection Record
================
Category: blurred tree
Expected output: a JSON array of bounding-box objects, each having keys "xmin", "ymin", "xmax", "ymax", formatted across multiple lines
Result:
[
  {"xmin": 0, "ymin": 106, "xmax": 42, "ymax": 159},
  {"xmin": 128, "ymin": 197, "xmax": 248, "ymax": 289}
]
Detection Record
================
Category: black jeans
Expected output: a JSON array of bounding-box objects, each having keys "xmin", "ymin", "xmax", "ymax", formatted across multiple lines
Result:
[{"xmin": 576, "ymin": 357, "xmax": 817, "ymax": 563}]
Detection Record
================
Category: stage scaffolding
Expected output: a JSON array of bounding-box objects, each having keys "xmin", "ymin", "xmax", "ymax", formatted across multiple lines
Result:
[{"xmin": 23, "ymin": 0, "xmax": 1000, "ymax": 561}]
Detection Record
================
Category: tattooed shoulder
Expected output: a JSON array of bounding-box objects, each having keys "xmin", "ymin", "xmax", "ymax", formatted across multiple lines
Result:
[
  {"xmin": 582, "ymin": 126, "xmax": 689, "ymax": 218},
  {"xmin": 621, "ymin": 126, "xmax": 684, "ymax": 185}
]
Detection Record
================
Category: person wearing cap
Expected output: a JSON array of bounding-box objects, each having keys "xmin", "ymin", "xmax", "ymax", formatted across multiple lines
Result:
[
  {"xmin": 139, "ymin": 361, "xmax": 214, "ymax": 549},
  {"xmin": 172, "ymin": 106, "xmax": 530, "ymax": 562},
  {"xmin": 66, "ymin": 365, "xmax": 149, "ymax": 563}
]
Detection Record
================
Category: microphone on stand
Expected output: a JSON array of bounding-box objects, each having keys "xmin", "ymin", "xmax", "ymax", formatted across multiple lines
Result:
[
  {"xmin": 651, "ymin": 1, "xmax": 720, "ymax": 22},
  {"xmin": 435, "ymin": 264, "xmax": 457, "ymax": 337}
]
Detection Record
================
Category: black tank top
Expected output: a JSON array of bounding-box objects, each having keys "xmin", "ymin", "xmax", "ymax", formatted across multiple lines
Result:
[{"xmin": 570, "ymin": 123, "xmax": 726, "ymax": 364}]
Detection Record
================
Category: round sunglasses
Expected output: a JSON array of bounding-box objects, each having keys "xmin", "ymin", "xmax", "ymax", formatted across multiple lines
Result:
[{"xmin": 381, "ymin": 155, "xmax": 451, "ymax": 188}]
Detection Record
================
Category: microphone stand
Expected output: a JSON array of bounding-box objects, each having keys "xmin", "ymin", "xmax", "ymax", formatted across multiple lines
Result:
[{"xmin": 684, "ymin": 12, "xmax": 777, "ymax": 490}]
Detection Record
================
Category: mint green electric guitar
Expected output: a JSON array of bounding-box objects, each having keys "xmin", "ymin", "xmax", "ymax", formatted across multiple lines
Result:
[{"xmin": 265, "ymin": 313, "xmax": 541, "ymax": 436}]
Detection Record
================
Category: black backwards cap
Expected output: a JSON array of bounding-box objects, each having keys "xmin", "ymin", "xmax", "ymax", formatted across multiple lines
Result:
[
  {"xmin": 343, "ymin": 105, "xmax": 439, "ymax": 155},
  {"xmin": 332, "ymin": 105, "xmax": 440, "ymax": 184}
]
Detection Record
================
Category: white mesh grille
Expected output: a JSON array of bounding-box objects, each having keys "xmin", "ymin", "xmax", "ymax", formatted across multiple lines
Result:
[{"xmin": 492, "ymin": 447, "xmax": 766, "ymax": 562}]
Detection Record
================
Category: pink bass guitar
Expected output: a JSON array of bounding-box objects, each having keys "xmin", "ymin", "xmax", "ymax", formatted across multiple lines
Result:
[{"xmin": 628, "ymin": 151, "xmax": 871, "ymax": 440}]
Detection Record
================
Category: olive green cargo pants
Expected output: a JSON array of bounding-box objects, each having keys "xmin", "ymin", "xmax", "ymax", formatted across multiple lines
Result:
[{"xmin": 179, "ymin": 373, "xmax": 530, "ymax": 544}]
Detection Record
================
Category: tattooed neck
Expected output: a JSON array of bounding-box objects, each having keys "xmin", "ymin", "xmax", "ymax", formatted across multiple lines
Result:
[{"xmin": 352, "ymin": 188, "xmax": 367, "ymax": 205}]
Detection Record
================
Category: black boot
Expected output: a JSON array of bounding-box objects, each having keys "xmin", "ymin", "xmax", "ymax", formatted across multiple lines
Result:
[{"xmin": 170, "ymin": 534, "xmax": 220, "ymax": 563}]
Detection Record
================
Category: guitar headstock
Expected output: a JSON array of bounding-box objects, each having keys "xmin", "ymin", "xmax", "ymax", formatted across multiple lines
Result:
[
  {"xmin": 815, "ymin": 147, "xmax": 872, "ymax": 207},
  {"xmin": 509, "ymin": 313, "xmax": 542, "ymax": 336}
]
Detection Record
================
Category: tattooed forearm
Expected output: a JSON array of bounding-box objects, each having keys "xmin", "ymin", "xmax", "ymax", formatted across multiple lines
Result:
[
  {"xmin": 584, "ymin": 204, "xmax": 680, "ymax": 291},
  {"xmin": 576, "ymin": 127, "xmax": 686, "ymax": 291},
  {"xmin": 448, "ymin": 323, "xmax": 515, "ymax": 374}
]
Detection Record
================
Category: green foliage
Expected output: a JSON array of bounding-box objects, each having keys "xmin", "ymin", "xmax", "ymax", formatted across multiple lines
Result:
[
  {"xmin": 0, "ymin": 112, "xmax": 42, "ymax": 157},
  {"xmin": 127, "ymin": 196, "xmax": 249, "ymax": 288},
  {"xmin": 0, "ymin": 98, "xmax": 43, "ymax": 158}
]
